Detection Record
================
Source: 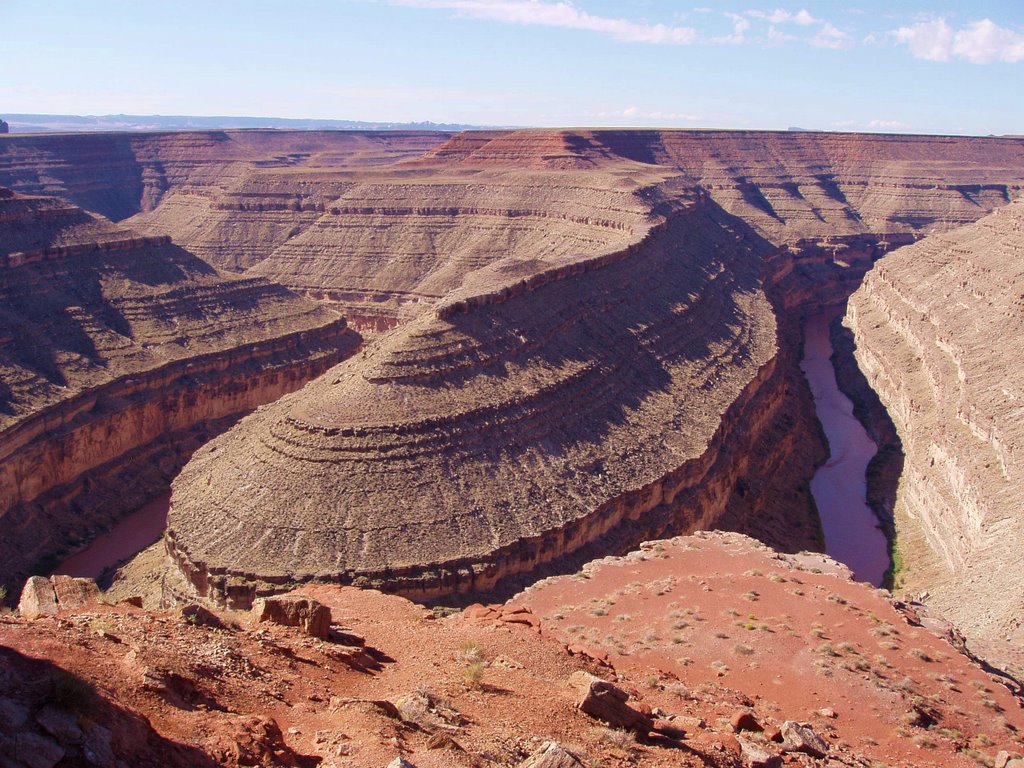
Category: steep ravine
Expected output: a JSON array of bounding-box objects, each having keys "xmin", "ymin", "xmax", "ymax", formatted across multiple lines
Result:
[
  {"xmin": 801, "ymin": 310, "xmax": 889, "ymax": 585},
  {"xmin": 846, "ymin": 201, "xmax": 1024, "ymax": 676},
  {"xmin": 0, "ymin": 188, "xmax": 364, "ymax": 596}
]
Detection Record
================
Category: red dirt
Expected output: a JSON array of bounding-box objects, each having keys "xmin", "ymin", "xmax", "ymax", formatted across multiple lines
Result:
[{"xmin": 3, "ymin": 531, "xmax": 1021, "ymax": 767}]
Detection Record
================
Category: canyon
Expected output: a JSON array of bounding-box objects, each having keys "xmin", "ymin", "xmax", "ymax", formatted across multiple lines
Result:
[
  {"xmin": 3, "ymin": 129, "xmax": 1024, "ymax": 603},
  {"xmin": 847, "ymin": 200, "xmax": 1024, "ymax": 675},
  {"xmin": 2, "ymin": 127, "xmax": 1024, "ymax": 765},
  {"xmin": 0, "ymin": 185, "xmax": 359, "ymax": 590}
]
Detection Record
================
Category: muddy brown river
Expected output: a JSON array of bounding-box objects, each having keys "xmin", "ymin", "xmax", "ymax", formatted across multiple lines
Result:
[
  {"xmin": 51, "ymin": 492, "xmax": 170, "ymax": 580},
  {"xmin": 800, "ymin": 310, "xmax": 889, "ymax": 585}
]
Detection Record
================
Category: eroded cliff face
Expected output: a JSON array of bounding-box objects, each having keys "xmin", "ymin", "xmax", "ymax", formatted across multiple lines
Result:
[
  {"xmin": 846, "ymin": 201, "xmax": 1024, "ymax": 663},
  {"xmin": 6, "ymin": 129, "xmax": 1024, "ymax": 627},
  {"xmin": 0, "ymin": 189, "xmax": 360, "ymax": 591},
  {"xmin": 166, "ymin": 197, "xmax": 825, "ymax": 607},
  {"xmin": 5, "ymin": 129, "xmax": 1024, "ymax": 335}
]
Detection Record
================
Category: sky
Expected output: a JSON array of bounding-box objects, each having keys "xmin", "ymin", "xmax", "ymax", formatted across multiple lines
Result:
[{"xmin": 2, "ymin": 0, "xmax": 1023, "ymax": 135}]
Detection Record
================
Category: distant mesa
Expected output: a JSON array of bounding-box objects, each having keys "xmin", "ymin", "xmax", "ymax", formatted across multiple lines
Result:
[
  {"xmin": 0, "ymin": 119, "xmax": 8, "ymax": 134},
  {"xmin": 0, "ymin": 112, "xmax": 487, "ymax": 133}
]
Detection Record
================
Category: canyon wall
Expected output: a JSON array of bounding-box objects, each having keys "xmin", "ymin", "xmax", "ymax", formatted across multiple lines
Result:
[
  {"xmin": 5, "ymin": 130, "xmax": 1024, "ymax": 335},
  {"xmin": 0, "ymin": 189, "xmax": 360, "ymax": 591},
  {"xmin": 6, "ymin": 128, "xmax": 1024, "ymax": 624},
  {"xmin": 846, "ymin": 201, "xmax": 1024, "ymax": 660},
  {"xmin": 166, "ymin": 197, "xmax": 825, "ymax": 607}
]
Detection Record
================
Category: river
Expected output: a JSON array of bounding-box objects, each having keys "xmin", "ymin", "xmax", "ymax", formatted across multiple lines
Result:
[
  {"xmin": 51, "ymin": 492, "xmax": 170, "ymax": 581},
  {"xmin": 800, "ymin": 310, "xmax": 890, "ymax": 586}
]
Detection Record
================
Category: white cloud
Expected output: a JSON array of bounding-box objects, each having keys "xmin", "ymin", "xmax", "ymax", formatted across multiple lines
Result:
[
  {"xmin": 792, "ymin": 9, "xmax": 816, "ymax": 26},
  {"xmin": 831, "ymin": 119, "xmax": 912, "ymax": 132},
  {"xmin": 811, "ymin": 21, "xmax": 850, "ymax": 49},
  {"xmin": 748, "ymin": 8, "xmax": 816, "ymax": 26},
  {"xmin": 867, "ymin": 119, "xmax": 911, "ymax": 130},
  {"xmin": 598, "ymin": 106, "xmax": 702, "ymax": 122},
  {"xmin": 895, "ymin": 17, "xmax": 1024, "ymax": 63},
  {"xmin": 747, "ymin": 7, "xmax": 850, "ymax": 48},
  {"xmin": 713, "ymin": 12, "xmax": 750, "ymax": 44},
  {"xmin": 393, "ymin": 0, "xmax": 696, "ymax": 44},
  {"xmin": 894, "ymin": 17, "xmax": 954, "ymax": 60},
  {"xmin": 953, "ymin": 19, "xmax": 1024, "ymax": 64},
  {"xmin": 766, "ymin": 25, "xmax": 797, "ymax": 43}
]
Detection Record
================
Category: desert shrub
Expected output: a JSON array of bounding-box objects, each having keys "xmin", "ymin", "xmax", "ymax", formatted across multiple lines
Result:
[
  {"xmin": 463, "ymin": 661, "xmax": 486, "ymax": 688},
  {"xmin": 458, "ymin": 640, "xmax": 485, "ymax": 663},
  {"xmin": 597, "ymin": 727, "xmax": 636, "ymax": 749}
]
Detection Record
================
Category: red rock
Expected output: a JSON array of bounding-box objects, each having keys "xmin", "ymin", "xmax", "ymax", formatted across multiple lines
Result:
[
  {"xmin": 251, "ymin": 595, "xmax": 331, "ymax": 638},
  {"xmin": 731, "ymin": 710, "xmax": 763, "ymax": 733},
  {"xmin": 17, "ymin": 576, "xmax": 57, "ymax": 619},
  {"xmin": 569, "ymin": 671, "xmax": 653, "ymax": 733},
  {"xmin": 502, "ymin": 613, "xmax": 540, "ymax": 629},
  {"xmin": 566, "ymin": 644, "xmax": 610, "ymax": 666},
  {"xmin": 780, "ymin": 721, "xmax": 827, "ymax": 758},
  {"xmin": 50, "ymin": 575, "xmax": 101, "ymax": 611},
  {"xmin": 518, "ymin": 741, "xmax": 586, "ymax": 768}
]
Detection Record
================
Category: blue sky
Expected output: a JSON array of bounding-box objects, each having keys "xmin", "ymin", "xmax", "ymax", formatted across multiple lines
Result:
[{"xmin": 2, "ymin": 0, "xmax": 1022, "ymax": 134}]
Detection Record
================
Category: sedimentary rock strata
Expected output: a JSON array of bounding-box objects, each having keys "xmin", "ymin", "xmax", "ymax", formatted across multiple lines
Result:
[
  {"xmin": 167, "ymin": 197, "xmax": 828, "ymax": 605},
  {"xmin": 0, "ymin": 188, "xmax": 359, "ymax": 590},
  {"xmin": 6, "ymin": 128, "xmax": 1024, "ymax": 625},
  {"xmin": 846, "ymin": 201, "xmax": 1024, "ymax": 659},
  {"xmin": 6, "ymin": 129, "xmax": 1024, "ymax": 334}
]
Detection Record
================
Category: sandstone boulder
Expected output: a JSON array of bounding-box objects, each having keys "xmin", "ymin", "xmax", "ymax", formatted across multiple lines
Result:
[
  {"xmin": 250, "ymin": 595, "xmax": 331, "ymax": 638},
  {"xmin": 18, "ymin": 576, "xmax": 58, "ymax": 619},
  {"xmin": 569, "ymin": 671, "xmax": 653, "ymax": 733},
  {"xmin": 730, "ymin": 709, "xmax": 762, "ymax": 733},
  {"xmin": 996, "ymin": 752, "xmax": 1024, "ymax": 768},
  {"xmin": 50, "ymin": 576, "xmax": 101, "ymax": 612},
  {"xmin": 518, "ymin": 741, "xmax": 586, "ymax": 768},
  {"xmin": 780, "ymin": 721, "xmax": 827, "ymax": 758},
  {"xmin": 737, "ymin": 735, "xmax": 781, "ymax": 768}
]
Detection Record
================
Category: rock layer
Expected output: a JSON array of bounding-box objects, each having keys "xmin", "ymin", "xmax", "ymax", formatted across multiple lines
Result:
[
  {"xmin": 846, "ymin": 201, "xmax": 1024, "ymax": 660},
  {"xmin": 0, "ymin": 188, "xmax": 360, "ymax": 591},
  {"xmin": 6, "ymin": 129, "xmax": 1024, "ymax": 334},
  {"xmin": 167, "ymin": 197, "xmax": 825, "ymax": 605}
]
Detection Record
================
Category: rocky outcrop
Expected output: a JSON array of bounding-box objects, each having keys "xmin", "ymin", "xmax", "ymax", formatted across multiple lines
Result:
[
  {"xmin": 166, "ymin": 197, "xmax": 825, "ymax": 606},
  {"xmin": 250, "ymin": 595, "xmax": 331, "ymax": 638},
  {"xmin": 846, "ymin": 201, "xmax": 1024, "ymax": 664},
  {"xmin": 569, "ymin": 672, "xmax": 653, "ymax": 733},
  {"xmin": 17, "ymin": 575, "xmax": 100, "ymax": 618},
  {"xmin": 0, "ymin": 189, "xmax": 360, "ymax": 593}
]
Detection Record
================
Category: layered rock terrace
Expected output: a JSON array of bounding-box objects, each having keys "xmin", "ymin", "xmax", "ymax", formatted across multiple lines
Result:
[
  {"xmin": 847, "ymin": 200, "xmax": 1024, "ymax": 662},
  {"xmin": 4, "ymin": 128, "xmax": 1024, "ymax": 616},
  {"xmin": 168, "ymin": 197, "xmax": 826, "ymax": 605},
  {"xmin": 0, "ymin": 188, "xmax": 360, "ymax": 589}
]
